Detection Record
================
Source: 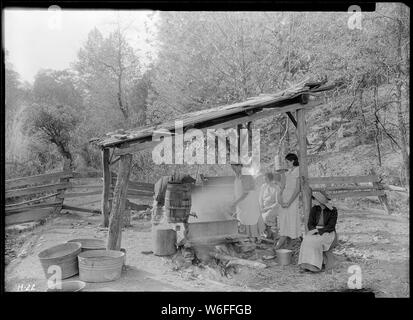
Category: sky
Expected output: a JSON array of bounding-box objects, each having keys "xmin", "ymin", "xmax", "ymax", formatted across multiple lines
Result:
[{"xmin": 3, "ymin": 8, "xmax": 158, "ymax": 83}]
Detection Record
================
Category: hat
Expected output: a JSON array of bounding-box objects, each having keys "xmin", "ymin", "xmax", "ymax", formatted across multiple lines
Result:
[{"xmin": 312, "ymin": 192, "xmax": 333, "ymax": 210}]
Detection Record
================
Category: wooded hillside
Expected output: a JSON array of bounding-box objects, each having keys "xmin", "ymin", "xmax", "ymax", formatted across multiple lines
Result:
[{"xmin": 5, "ymin": 5, "xmax": 409, "ymax": 200}]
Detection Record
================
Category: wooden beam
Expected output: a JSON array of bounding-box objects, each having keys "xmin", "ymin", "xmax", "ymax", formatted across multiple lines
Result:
[
  {"xmin": 297, "ymin": 107, "xmax": 311, "ymax": 233},
  {"xmin": 70, "ymin": 184, "xmax": 104, "ymax": 189},
  {"xmin": 382, "ymin": 184, "xmax": 408, "ymax": 193},
  {"xmin": 64, "ymin": 188, "xmax": 153, "ymax": 198},
  {"xmin": 106, "ymin": 150, "xmax": 132, "ymax": 251},
  {"xmin": 308, "ymin": 175, "xmax": 378, "ymax": 185},
  {"xmin": 99, "ymin": 98, "xmax": 324, "ymax": 149},
  {"xmin": 206, "ymin": 99, "xmax": 323, "ymax": 132},
  {"xmin": 6, "ymin": 182, "xmax": 70, "ymax": 199},
  {"xmin": 209, "ymin": 252, "xmax": 267, "ymax": 269},
  {"xmin": 114, "ymin": 140, "xmax": 159, "ymax": 156},
  {"xmin": 101, "ymin": 148, "xmax": 111, "ymax": 227},
  {"xmin": 5, "ymin": 192, "xmax": 60, "ymax": 207},
  {"xmin": 311, "ymin": 185, "xmax": 376, "ymax": 192},
  {"xmin": 6, "ymin": 171, "xmax": 73, "ymax": 190},
  {"xmin": 65, "ymin": 190, "xmax": 105, "ymax": 198},
  {"xmin": 5, "ymin": 201, "xmax": 62, "ymax": 214},
  {"xmin": 62, "ymin": 205, "xmax": 100, "ymax": 214},
  {"xmin": 128, "ymin": 181, "xmax": 154, "ymax": 192},
  {"xmin": 208, "ymin": 108, "xmax": 275, "ymax": 130},
  {"xmin": 126, "ymin": 200, "xmax": 150, "ymax": 211},
  {"xmin": 71, "ymin": 170, "xmax": 117, "ymax": 179},
  {"xmin": 328, "ymin": 190, "xmax": 385, "ymax": 199}
]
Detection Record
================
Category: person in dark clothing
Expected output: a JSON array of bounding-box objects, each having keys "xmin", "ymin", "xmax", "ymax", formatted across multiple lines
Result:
[{"xmin": 298, "ymin": 192, "xmax": 338, "ymax": 272}]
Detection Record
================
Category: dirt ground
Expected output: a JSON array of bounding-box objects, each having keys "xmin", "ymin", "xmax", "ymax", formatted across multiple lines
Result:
[{"xmin": 5, "ymin": 197, "xmax": 409, "ymax": 296}]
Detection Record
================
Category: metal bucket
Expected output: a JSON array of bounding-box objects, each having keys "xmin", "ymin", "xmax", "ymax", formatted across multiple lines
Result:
[
  {"xmin": 164, "ymin": 182, "xmax": 191, "ymax": 223},
  {"xmin": 276, "ymin": 249, "xmax": 292, "ymax": 266},
  {"xmin": 78, "ymin": 250, "xmax": 124, "ymax": 283},
  {"xmin": 67, "ymin": 238, "xmax": 105, "ymax": 252},
  {"xmin": 38, "ymin": 242, "xmax": 82, "ymax": 279},
  {"xmin": 152, "ymin": 227, "xmax": 177, "ymax": 256},
  {"xmin": 47, "ymin": 280, "xmax": 86, "ymax": 292}
]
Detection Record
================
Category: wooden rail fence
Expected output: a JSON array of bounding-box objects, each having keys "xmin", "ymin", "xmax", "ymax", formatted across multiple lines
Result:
[
  {"xmin": 200, "ymin": 174, "xmax": 407, "ymax": 215},
  {"xmin": 5, "ymin": 170, "xmax": 407, "ymax": 222},
  {"xmin": 5, "ymin": 169, "xmax": 154, "ymax": 218}
]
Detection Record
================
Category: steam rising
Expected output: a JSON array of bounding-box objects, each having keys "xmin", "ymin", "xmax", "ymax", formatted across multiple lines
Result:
[{"xmin": 189, "ymin": 185, "xmax": 234, "ymax": 223}]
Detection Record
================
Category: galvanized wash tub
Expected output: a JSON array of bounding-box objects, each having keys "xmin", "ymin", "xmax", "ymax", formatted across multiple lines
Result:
[
  {"xmin": 47, "ymin": 280, "xmax": 86, "ymax": 292},
  {"xmin": 38, "ymin": 242, "xmax": 82, "ymax": 279},
  {"xmin": 67, "ymin": 238, "xmax": 106, "ymax": 252},
  {"xmin": 78, "ymin": 250, "xmax": 124, "ymax": 283}
]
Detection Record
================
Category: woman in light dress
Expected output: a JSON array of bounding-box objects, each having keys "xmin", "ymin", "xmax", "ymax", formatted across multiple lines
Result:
[
  {"xmin": 231, "ymin": 163, "xmax": 265, "ymax": 243},
  {"xmin": 259, "ymin": 172, "xmax": 282, "ymax": 239},
  {"xmin": 274, "ymin": 153, "xmax": 302, "ymax": 251}
]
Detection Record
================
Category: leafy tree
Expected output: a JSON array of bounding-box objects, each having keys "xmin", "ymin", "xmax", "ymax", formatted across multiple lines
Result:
[
  {"xmin": 75, "ymin": 26, "xmax": 142, "ymax": 125},
  {"xmin": 23, "ymin": 104, "xmax": 80, "ymax": 169}
]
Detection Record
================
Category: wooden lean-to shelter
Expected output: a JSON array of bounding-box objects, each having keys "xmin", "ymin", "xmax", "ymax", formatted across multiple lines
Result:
[
  {"xmin": 90, "ymin": 79, "xmax": 341, "ymax": 250},
  {"xmin": 92, "ymin": 79, "xmax": 397, "ymax": 251}
]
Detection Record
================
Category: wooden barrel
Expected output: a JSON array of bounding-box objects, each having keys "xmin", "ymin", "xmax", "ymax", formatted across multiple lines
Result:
[
  {"xmin": 152, "ymin": 227, "xmax": 177, "ymax": 256},
  {"xmin": 164, "ymin": 182, "xmax": 191, "ymax": 223}
]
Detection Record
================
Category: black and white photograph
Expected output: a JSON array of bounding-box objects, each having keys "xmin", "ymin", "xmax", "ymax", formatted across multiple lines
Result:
[{"xmin": 2, "ymin": 2, "xmax": 410, "ymax": 298}]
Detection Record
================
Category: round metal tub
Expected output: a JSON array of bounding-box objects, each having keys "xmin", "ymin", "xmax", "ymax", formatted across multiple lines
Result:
[
  {"xmin": 78, "ymin": 250, "xmax": 124, "ymax": 283},
  {"xmin": 38, "ymin": 242, "xmax": 82, "ymax": 279},
  {"xmin": 67, "ymin": 238, "xmax": 105, "ymax": 252},
  {"xmin": 47, "ymin": 280, "xmax": 86, "ymax": 292}
]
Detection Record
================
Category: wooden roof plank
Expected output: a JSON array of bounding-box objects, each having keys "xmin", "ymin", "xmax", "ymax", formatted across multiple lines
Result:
[{"xmin": 92, "ymin": 81, "xmax": 332, "ymax": 148}]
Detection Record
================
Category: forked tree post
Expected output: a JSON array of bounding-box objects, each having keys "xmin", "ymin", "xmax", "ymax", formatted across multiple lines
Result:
[
  {"xmin": 107, "ymin": 146, "xmax": 132, "ymax": 251},
  {"xmin": 101, "ymin": 148, "xmax": 111, "ymax": 227},
  {"xmin": 297, "ymin": 106, "xmax": 311, "ymax": 233}
]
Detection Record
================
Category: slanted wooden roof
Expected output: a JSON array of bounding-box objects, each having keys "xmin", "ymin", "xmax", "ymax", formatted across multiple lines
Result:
[{"xmin": 91, "ymin": 80, "xmax": 335, "ymax": 149}]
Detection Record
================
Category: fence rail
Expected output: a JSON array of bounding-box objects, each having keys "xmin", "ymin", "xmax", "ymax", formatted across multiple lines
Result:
[{"xmin": 5, "ymin": 170, "xmax": 154, "ymax": 218}]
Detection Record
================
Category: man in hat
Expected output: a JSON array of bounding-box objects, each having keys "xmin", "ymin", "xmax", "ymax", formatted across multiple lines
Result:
[{"xmin": 298, "ymin": 192, "xmax": 338, "ymax": 272}]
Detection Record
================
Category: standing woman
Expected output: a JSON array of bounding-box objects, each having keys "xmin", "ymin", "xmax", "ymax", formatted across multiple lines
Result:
[
  {"xmin": 231, "ymin": 163, "xmax": 265, "ymax": 243},
  {"xmin": 275, "ymin": 153, "xmax": 302, "ymax": 250}
]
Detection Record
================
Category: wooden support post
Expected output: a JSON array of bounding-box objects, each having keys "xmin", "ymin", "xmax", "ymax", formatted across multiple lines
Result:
[
  {"xmin": 237, "ymin": 124, "xmax": 242, "ymax": 163},
  {"xmin": 101, "ymin": 148, "xmax": 111, "ymax": 227},
  {"xmin": 297, "ymin": 108, "xmax": 311, "ymax": 233},
  {"xmin": 247, "ymin": 121, "xmax": 252, "ymax": 159},
  {"xmin": 107, "ymin": 150, "xmax": 132, "ymax": 251},
  {"xmin": 56, "ymin": 159, "xmax": 71, "ymax": 214},
  {"xmin": 371, "ymin": 170, "xmax": 392, "ymax": 215}
]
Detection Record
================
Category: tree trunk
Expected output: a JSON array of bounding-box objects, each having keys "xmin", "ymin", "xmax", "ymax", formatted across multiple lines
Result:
[
  {"xmin": 53, "ymin": 138, "xmax": 74, "ymax": 170},
  {"xmin": 395, "ymin": 5, "xmax": 409, "ymax": 189},
  {"xmin": 373, "ymin": 86, "xmax": 382, "ymax": 167}
]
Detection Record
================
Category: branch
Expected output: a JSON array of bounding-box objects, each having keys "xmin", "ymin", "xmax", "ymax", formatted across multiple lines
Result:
[{"xmin": 374, "ymin": 111, "xmax": 401, "ymax": 149}]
